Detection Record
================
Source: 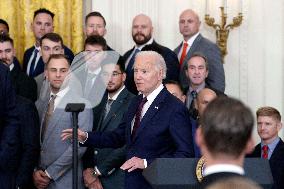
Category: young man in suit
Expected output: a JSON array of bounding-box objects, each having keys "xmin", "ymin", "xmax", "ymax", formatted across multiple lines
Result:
[
  {"xmin": 62, "ymin": 51, "xmax": 194, "ymax": 189},
  {"xmin": 33, "ymin": 54, "xmax": 93, "ymax": 189},
  {"xmin": 195, "ymin": 97, "xmax": 255, "ymax": 188},
  {"xmin": 23, "ymin": 8, "xmax": 74, "ymax": 77},
  {"xmin": 82, "ymin": 58, "xmax": 135, "ymax": 189},
  {"xmin": 0, "ymin": 34, "xmax": 37, "ymax": 102},
  {"xmin": 175, "ymin": 9, "xmax": 225, "ymax": 92},
  {"xmin": 248, "ymin": 107, "xmax": 284, "ymax": 189},
  {"xmin": 123, "ymin": 14, "xmax": 179, "ymax": 94}
]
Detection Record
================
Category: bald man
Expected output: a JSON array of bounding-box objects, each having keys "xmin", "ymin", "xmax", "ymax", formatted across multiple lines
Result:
[
  {"xmin": 174, "ymin": 9, "xmax": 225, "ymax": 93},
  {"xmin": 197, "ymin": 88, "xmax": 217, "ymax": 116},
  {"xmin": 123, "ymin": 14, "xmax": 179, "ymax": 94}
]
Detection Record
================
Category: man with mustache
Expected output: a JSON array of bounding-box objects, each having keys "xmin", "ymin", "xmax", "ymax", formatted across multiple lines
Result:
[{"xmin": 123, "ymin": 14, "xmax": 179, "ymax": 94}]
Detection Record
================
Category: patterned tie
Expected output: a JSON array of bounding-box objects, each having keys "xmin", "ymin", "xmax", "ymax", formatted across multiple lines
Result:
[
  {"xmin": 190, "ymin": 90, "xmax": 198, "ymax": 120},
  {"xmin": 262, "ymin": 145, "xmax": 269, "ymax": 159},
  {"xmin": 132, "ymin": 97, "xmax": 147, "ymax": 140},
  {"xmin": 84, "ymin": 72, "xmax": 96, "ymax": 97},
  {"xmin": 179, "ymin": 42, "xmax": 188, "ymax": 66},
  {"xmin": 28, "ymin": 48, "xmax": 39, "ymax": 77},
  {"xmin": 41, "ymin": 95, "xmax": 56, "ymax": 142},
  {"xmin": 104, "ymin": 98, "xmax": 114, "ymax": 120},
  {"xmin": 126, "ymin": 48, "xmax": 140, "ymax": 75}
]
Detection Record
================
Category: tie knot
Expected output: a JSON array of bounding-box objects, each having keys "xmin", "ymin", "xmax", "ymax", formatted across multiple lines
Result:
[
  {"xmin": 141, "ymin": 97, "xmax": 147, "ymax": 104},
  {"xmin": 191, "ymin": 90, "xmax": 197, "ymax": 99},
  {"xmin": 107, "ymin": 98, "xmax": 114, "ymax": 105},
  {"xmin": 50, "ymin": 94, "xmax": 57, "ymax": 100},
  {"xmin": 183, "ymin": 42, "xmax": 188, "ymax": 48},
  {"xmin": 262, "ymin": 145, "xmax": 269, "ymax": 151}
]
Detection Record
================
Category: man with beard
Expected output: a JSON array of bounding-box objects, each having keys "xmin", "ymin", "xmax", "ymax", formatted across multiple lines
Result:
[
  {"xmin": 0, "ymin": 34, "xmax": 37, "ymax": 102},
  {"xmin": 82, "ymin": 58, "xmax": 134, "ymax": 189},
  {"xmin": 123, "ymin": 14, "xmax": 179, "ymax": 94}
]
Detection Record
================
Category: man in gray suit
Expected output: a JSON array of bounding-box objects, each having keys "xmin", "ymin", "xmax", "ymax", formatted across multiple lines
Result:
[
  {"xmin": 33, "ymin": 54, "xmax": 93, "ymax": 189},
  {"xmin": 83, "ymin": 57, "xmax": 135, "ymax": 189},
  {"xmin": 174, "ymin": 9, "xmax": 225, "ymax": 92}
]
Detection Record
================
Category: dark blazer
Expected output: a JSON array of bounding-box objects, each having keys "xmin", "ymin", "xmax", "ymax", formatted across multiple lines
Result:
[
  {"xmin": 10, "ymin": 64, "xmax": 37, "ymax": 102},
  {"xmin": 82, "ymin": 88, "xmax": 194, "ymax": 189},
  {"xmin": 123, "ymin": 41, "xmax": 179, "ymax": 94},
  {"xmin": 0, "ymin": 63, "xmax": 21, "ymax": 189},
  {"xmin": 248, "ymin": 139, "xmax": 284, "ymax": 189},
  {"xmin": 23, "ymin": 45, "xmax": 74, "ymax": 77},
  {"xmin": 83, "ymin": 88, "xmax": 135, "ymax": 189},
  {"xmin": 174, "ymin": 34, "xmax": 225, "ymax": 92},
  {"xmin": 199, "ymin": 172, "xmax": 243, "ymax": 189},
  {"xmin": 15, "ymin": 96, "xmax": 40, "ymax": 189}
]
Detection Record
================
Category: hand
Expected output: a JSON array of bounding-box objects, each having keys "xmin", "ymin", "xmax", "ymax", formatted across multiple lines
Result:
[
  {"xmin": 83, "ymin": 168, "xmax": 96, "ymax": 187},
  {"xmin": 88, "ymin": 178, "xmax": 103, "ymax": 189},
  {"xmin": 33, "ymin": 170, "xmax": 50, "ymax": 189},
  {"xmin": 120, "ymin": 156, "xmax": 145, "ymax": 172},
  {"xmin": 61, "ymin": 128, "xmax": 87, "ymax": 142}
]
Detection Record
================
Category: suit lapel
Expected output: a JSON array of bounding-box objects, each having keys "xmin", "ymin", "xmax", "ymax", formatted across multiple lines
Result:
[
  {"xmin": 270, "ymin": 139, "xmax": 284, "ymax": 161},
  {"xmin": 133, "ymin": 88, "xmax": 168, "ymax": 142}
]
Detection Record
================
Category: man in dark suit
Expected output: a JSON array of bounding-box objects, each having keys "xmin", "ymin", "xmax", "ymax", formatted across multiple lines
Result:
[
  {"xmin": 62, "ymin": 51, "xmax": 194, "ymax": 189},
  {"xmin": 123, "ymin": 14, "xmax": 179, "ymax": 94},
  {"xmin": 23, "ymin": 8, "xmax": 74, "ymax": 78},
  {"xmin": 82, "ymin": 58, "xmax": 135, "ymax": 189},
  {"xmin": 0, "ymin": 34, "xmax": 37, "ymax": 102},
  {"xmin": 0, "ymin": 62, "xmax": 20, "ymax": 189},
  {"xmin": 15, "ymin": 96, "xmax": 40, "ymax": 189},
  {"xmin": 175, "ymin": 9, "xmax": 225, "ymax": 92},
  {"xmin": 248, "ymin": 107, "xmax": 284, "ymax": 189},
  {"xmin": 195, "ymin": 97, "xmax": 255, "ymax": 188}
]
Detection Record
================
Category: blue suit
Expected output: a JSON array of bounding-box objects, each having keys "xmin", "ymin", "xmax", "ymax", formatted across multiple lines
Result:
[
  {"xmin": 82, "ymin": 88, "xmax": 194, "ymax": 189},
  {"xmin": 0, "ymin": 63, "xmax": 21, "ymax": 189},
  {"xmin": 23, "ymin": 45, "xmax": 74, "ymax": 77}
]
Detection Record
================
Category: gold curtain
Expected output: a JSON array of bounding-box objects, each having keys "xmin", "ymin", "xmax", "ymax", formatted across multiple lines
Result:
[{"xmin": 0, "ymin": 0, "xmax": 83, "ymax": 64}]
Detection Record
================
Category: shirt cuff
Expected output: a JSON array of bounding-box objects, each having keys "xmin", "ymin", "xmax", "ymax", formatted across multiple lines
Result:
[
  {"xmin": 143, "ymin": 159, "xmax": 147, "ymax": 168},
  {"xmin": 45, "ymin": 170, "xmax": 52, "ymax": 179},
  {"xmin": 79, "ymin": 132, "xmax": 88, "ymax": 144},
  {"xmin": 94, "ymin": 166, "xmax": 102, "ymax": 176}
]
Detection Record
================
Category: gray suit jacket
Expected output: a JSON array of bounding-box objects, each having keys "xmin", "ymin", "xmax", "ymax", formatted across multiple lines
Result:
[
  {"xmin": 36, "ymin": 91, "xmax": 93, "ymax": 189},
  {"xmin": 174, "ymin": 34, "xmax": 225, "ymax": 92}
]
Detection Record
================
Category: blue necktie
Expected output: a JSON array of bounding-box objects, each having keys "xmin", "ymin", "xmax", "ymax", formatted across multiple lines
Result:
[
  {"xmin": 126, "ymin": 48, "xmax": 140, "ymax": 75},
  {"xmin": 29, "ymin": 49, "xmax": 39, "ymax": 77}
]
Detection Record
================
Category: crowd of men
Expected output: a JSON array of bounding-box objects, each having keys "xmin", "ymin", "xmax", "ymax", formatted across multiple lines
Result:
[{"xmin": 0, "ymin": 7, "xmax": 283, "ymax": 189}]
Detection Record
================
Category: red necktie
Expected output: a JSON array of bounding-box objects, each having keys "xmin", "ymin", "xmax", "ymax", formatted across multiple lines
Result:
[
  {"xmin": 132, "ymin": 97, "xmax": 147, "ymax": 140},
  {"xmin": 262, "ymin": 145, "xmax": 268, "ymax": 159},
  {"xmin": 179, "ymin": 42, "xmax": 188, "ymax": 66}
]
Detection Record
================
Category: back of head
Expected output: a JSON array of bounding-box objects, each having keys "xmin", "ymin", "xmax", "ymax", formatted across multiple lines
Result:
[
  {"xmin": 206, "ymin": 177, "xmax": 263, "ymax": 189},
  {"xmin": 200, "ymin": 97, "xmax": 254, "ymax": 158}
]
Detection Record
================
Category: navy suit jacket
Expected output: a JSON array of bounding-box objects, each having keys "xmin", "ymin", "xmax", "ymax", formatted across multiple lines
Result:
[
  {"xmin": 0, "ymin": 63, "xmax": 21, "ymax": 189},
  {"xmin": 123, "ymin": 41, "xmax": 179, "ymax": 94},
  {"xmin": 248, "ymin": 139, "xmax": 284, "ymax": 189},
  {"xmin": 174, "ymin": 34, "xmax": 225, "ymax": 92},
  {"xmin": 23, "ymin": 45, "xmax": 74, "ymax": 77},
  {"xmin": 82, "ymin": 87, "xmax": 194, "ymax": 189}
]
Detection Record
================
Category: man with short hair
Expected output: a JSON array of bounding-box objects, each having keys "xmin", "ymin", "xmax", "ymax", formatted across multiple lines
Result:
[
  {"xmin": 164, "ymin": 80, "xmax": 186, "ymax": 103},
  {"xmin": 83, "ymin": 58, "xmax": 134, "ymax": 189},
  {"xmin": 0, "ymin": 19, "xmax": 9, "ymax": 35},
  {"xmin": 62, "ymin": 51, "xmax": 194, "ymax": 189},
  {"xmin": 23, "ymin": 8, "xmax": 74, "ymax": 77},
  {"xmin": 34, "ymin": 54, "xmax": 92, "ymax": 189},
  {"xmin": 196, "ymin": 97, "xmax": 255, "ymax": 188},
  {"xmin": 123, "ymin": 14, "xmax": 179, "ymax": 94},
  {"xmin": 84, "ymin": 11, "xmax": 113, "ymax": 50},
  {"xmin": 248, "ymin": 107, "xmax": 284, "ymax": 189},
  {"xmin": 0, "ymin": 34, "xmax": 37, "ymax": 102},
  {"xmin": 175, "ymin": 9, "xmax": 225, "ymax": 92}
]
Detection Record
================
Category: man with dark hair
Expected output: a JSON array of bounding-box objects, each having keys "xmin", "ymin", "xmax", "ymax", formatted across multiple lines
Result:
[
  {"xmin": 196, "ymin": 97, "xmax": 255, "ymax": 188},
  {"xmin": 175, "ymin": 9, "xmax": 225, "ymax": 92},
  {"xmin": 123, "ymin": 14, "xmax": 179, "ymax": 95},
  {"xmin": 0, "ymin": 34, "xmax": 37, "ymax": 102},
  {"xmin": 84, "ymin": 11, "xmax": 114, "ymax": 51},
  {"xmin": 84, "ymin": 34, "xmax": 108, "ymax": 51},
  {"xmin": 82, "ymin": 57, "xmax": 134, "ymax": 189},
  {"xmin": 248, "ymin": 106, "xmax": 284, "ymax": 189},
  {"xmin": 62, "ymin": 51, "xmax": 194, "ymax": 189},
  {"xmin": 23, "ymin": 8, "xmax": 74, "ymax": 77},
  {"xmin": 0, "ymin": 19, "xmax": 9, "ymax": 34}
]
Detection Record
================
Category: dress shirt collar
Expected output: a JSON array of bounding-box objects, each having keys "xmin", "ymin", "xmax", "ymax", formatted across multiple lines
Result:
[
  {"xmin": 9, "ymin": 63, "xmax": 14, "ymax": 71},
  {"xmin": 108, "ymin": 85, "xmax": 125, "ymax": 101},
  {"xmin": 87, "ymin": 66, "xmax": 101, "ymax": 75},
  {"xmin": 261, "ymin": 137, "xmax": 280, "ymax": 158},
  {"xmin": 143, "ymin": 84, "xmax": 164, "ymax": 103},
  {"xmin": 135, "ymin": 37, "xmax": 154, "ymax": 50},
  {"xmin": 34, "ymin": 44, "xmax": 41, "ymax": 51},
  {"xmin": 50, "ymin": 86, "xmax": 69, "ymax": 110},
  {"xmin": 184, "ymin": 32, "xmax": 200, "ymax": 47},
  {"xmin": 204, "ymin": 164, "xmax": 245, "ymax": 176},
  {"xmin": 189, "ymin": 82, "xmax": 205, "ymax": 93}
]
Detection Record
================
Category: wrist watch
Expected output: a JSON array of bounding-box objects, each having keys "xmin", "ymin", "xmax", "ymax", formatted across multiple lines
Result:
[{"xmin": 92, "ymin": 169, "xmax": 99, "ymax": 180}]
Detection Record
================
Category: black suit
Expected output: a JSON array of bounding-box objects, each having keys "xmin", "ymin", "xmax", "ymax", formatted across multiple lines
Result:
[
  {"xmin": 248, "ymin": 139, "xmax": 284, "ymax": 189},
  {"xmin": 123, "ymin": 41, "xmax": 179, "ymax": 94},
  {"xmin": 0, "ymin": 63, "xmax": 21, "ymax": 189},
  {"xmin": 23, "ymin": 45, "xmax": 74, "ymax": 77},
  {"xmin": 15, "ymin": 96, "xmax": 40, "ymax": 189},
  {"xmin": 83, "ymin": 88, "xmax": 135, "ymax": 189},
  {"xmin": 10, "ymin": 64, "xmax": 37, "ymax": 102}
]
